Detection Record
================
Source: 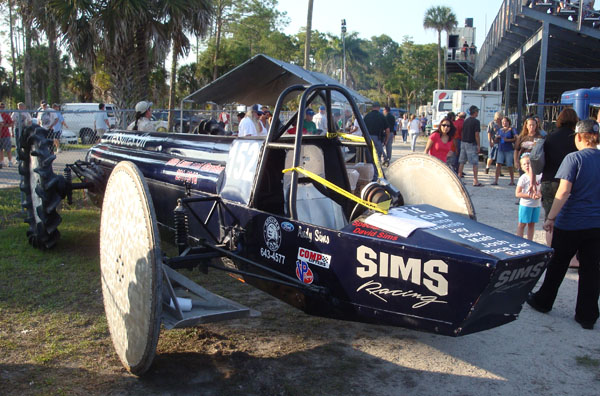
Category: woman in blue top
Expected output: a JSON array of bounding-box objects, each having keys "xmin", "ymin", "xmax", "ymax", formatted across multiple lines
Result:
[
  {"xmin": 491, "ymin": 116, "xmax": 517, "ymax": 186},
  {"xmin": 527, "ymin": 119, "xmax": 600, "ymax": 329}
]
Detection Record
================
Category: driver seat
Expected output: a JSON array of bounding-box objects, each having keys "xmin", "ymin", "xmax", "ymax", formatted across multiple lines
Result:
[{"xmin": 283, "ymin": 145, "xmax": 347, "ymax": 230}]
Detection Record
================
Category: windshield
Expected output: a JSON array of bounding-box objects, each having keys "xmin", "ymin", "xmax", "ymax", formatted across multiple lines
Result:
[
  {"xmin": 105, "ymin": 106, "xmax": 115, "ymax": 118},
  {"xmin": 438, "ymin": 101, "xmax": 452, "ymax": 112}
]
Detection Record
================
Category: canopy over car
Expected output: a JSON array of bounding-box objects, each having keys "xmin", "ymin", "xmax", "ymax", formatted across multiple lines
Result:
[{"xmin": 182, "ymin": 53, "xmax": 371, "ymax": 107}]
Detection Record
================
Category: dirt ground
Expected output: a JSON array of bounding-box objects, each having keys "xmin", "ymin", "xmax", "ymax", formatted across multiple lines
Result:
[{"xmin": 1, "ymin": 136, "xmax": 599, "ymax": 396}]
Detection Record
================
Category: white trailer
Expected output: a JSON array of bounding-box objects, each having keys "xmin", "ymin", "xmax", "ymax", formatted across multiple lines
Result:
[
  {"xmin": 431, "ymin": 90, "xmax": 458, "ymax": 131},
  {"xmin": 452, "ymin": 90, "xmax": 503, "ymax": 155}
]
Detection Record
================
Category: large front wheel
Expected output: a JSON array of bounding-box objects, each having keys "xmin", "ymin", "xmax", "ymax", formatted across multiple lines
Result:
[{"xmin": 100, "ymin": 161, "xmax": 162, "ymax": 376}]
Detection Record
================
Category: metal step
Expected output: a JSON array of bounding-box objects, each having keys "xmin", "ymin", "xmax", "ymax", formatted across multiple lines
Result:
[{"xmin": 161, "ymin": 264, "xmax": 260, "ymax": 329}]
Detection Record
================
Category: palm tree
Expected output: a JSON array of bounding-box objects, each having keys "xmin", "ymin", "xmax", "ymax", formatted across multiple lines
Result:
[
  {"xmin": 163, "ymin": 0, "xmax": 213, "ymax": 130},
  {"xmin": 423, "ymin": 6, "xmax": 457, "ymax": 90},
  {"xmin": 48, "ymin": 1, "xmax": 213, "ymax": 112},
  {"xmin": 33, "ymin": 1, "xmax": 61, "ymax": 104}
]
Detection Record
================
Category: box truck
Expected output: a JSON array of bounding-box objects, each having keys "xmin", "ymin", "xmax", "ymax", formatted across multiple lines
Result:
[
  {"xmin": 452, "ymin": 90, "xmax": 503, "ymax": 155},
  {"xmin": 431, "ymin": 90, "xmax": 457, "ymax": 131}
]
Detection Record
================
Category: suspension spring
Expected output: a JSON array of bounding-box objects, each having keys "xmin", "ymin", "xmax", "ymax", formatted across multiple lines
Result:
[
  {"xmin": 173, "ymin": 199, "xmax": 189, "ymax": 254},
  {"xmin": 63, "ymin": 167, "xmax": 73, "ymax": 205}
]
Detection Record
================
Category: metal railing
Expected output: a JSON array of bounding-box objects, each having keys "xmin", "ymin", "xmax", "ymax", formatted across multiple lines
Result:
[{"xmin": 475, "ymin": 0, "xmax": 600, "ymax": 76}]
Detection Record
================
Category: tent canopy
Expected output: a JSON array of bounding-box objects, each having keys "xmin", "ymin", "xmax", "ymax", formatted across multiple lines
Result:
[{"xmin": 184, "ymin": 54, "xmax": 371, "ymax": 107}]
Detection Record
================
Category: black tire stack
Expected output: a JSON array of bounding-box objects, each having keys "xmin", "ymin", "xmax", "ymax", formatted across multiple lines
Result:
[{"xmin": 18, "ymin": 126, "xmax": 66, "ymax": 249}]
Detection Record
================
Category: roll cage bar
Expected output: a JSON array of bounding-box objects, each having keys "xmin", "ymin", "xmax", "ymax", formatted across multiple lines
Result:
[{"xmin": 251, "ymin": 84, "xmax": 379, "ymax": 220}]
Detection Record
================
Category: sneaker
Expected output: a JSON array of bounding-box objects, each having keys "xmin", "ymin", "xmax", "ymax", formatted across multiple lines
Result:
[
  {"xmin": 7, "ymin": 161, "xmax": 12, "ymax": 167},
  {"xmin": 574, "ymin": 315, "xmax": 595, "ymax": 330},
  {"xmin": 485, "ymin": 168, "xmax": 489, "ymax": 174},
  {"xmin": 0, "ymin": 162, "xmax": 3, "ymax": 169}
]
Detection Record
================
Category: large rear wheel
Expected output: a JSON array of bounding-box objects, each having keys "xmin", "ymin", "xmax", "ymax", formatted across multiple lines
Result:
[
  {"xmin": 386, "ymin": 153, "xmax": 476, "ymax": 220},
  {"xmin": 18, "ymin": 126, "xmax": 66, "ymax": 249}
]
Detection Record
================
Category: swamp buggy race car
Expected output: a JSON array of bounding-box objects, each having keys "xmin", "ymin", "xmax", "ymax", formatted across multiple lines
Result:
[{"xmin": 16, "ymin": 84, "xmax": 552, "ymax": 375}]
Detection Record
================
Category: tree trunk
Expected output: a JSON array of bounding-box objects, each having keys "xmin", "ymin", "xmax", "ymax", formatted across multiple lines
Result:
[
  {"xmin": 304, "ymin": 0, "xmax": 314, "ymax": 69},
  {"xmin": 47, "ymin": 25, "xmax": 60, "ymax": 104},
  {"xmin": 23, "ymin": 12, "xmax": 32, "ymax": 108},
  {"xmin": 212, "ymin": 1, "xmax": 223, "ymax": 81},
  {"xmin": 436, "ymin": 30, "xmax": 441, "ymax": 90},
  {"xmin": 134, "ymin": 23, "xmax": 149, "ymax": 100},
  {"xmin": 8, "ymin": 0, "xmax": 17, "ymax": 103},
  {"xmin": 168, "ymin": 47, "xmax": 178, "ymax": 132}
]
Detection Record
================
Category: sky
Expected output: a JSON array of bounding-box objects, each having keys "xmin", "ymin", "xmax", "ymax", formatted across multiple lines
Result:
[
  {"xmin": 0, "ymin": 1, "xmax": 506, "ymax": 72},
  {"xmin": 275, "ymin": 0, "xmax": 504, "ymax": 49}
]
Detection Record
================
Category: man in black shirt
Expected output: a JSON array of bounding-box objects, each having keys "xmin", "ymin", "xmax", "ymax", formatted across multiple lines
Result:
[
  {"xmin": 540, "ymin": 108, "xmax": 578, "ymax": 222},
  {"xmin": 363, "ymin": 102, "xmax": 390, "ymax": 165},
  {"xmin": 458, "ymin": 105, "xmax": 482, "ymax": 186},
  {"xmin": 383, "ymin": 106, "xmax": 396, "ymax": 166}
]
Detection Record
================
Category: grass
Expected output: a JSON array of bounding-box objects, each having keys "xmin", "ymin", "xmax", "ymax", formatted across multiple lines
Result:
[
  {"xmin": 61, "ymin": 143, "xmax": 93, "ymax": 150},
  {"xmin": 576, "ymin": 355, "xmax": 600, "ymax": 368},
  {"xmin": 0, "ymin": 189, "xmax": 117, "ymax": 394},
  {"xmin": 0, "ymin": 188, "xmax": 24, "ymax": 229}
]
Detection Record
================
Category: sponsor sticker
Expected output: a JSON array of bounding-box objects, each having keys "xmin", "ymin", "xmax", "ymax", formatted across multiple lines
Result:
[
  {"xmin": 297, "ymin": 247, "xmax": 331, "ymax": 269},
  {"xmin": 264, "ymin": 216, "xmax": 281, "ymax": 251},
  {"xmin": 296, "ymin": 260, "xmax": 314, "ymax": 284},
  {"xmin": 281, "ymin": 222, "xmax": 295, "ymax": 232}
]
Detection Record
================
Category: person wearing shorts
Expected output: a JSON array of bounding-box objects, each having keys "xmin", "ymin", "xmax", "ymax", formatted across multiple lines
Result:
[
  {"xmin": 515, "ymin": 153, "xmax": 542, "ymax": 240},
  {"xmin": 492, "ymin": 116, "xmax": 516, "ymax": 185},
  {"xmin": 458, "ymin": 105, "xmax": 482, "ymax": 186}
]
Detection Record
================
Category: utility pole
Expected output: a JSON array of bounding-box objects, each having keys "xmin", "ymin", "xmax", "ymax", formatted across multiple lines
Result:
[
  {"xmin": 304, "ymin": 0, "xmax": 314, "ymax": 69},
  {"xmin": 341, "ymin": 19, "xmax": 346, "ymax": 86}
]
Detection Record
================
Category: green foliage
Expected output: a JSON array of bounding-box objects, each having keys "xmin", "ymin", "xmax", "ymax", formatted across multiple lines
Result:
[
  {"xmin": 0, "ymin": 0, "xmax": 467, "ymax": 113},
  {"xmin": 66, "ymin": 67, "xmax": 94, "ymax": 102}
]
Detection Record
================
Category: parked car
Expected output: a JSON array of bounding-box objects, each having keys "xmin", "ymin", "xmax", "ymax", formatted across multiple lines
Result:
[
  {"xmin": 154, "ymin": 111, "xmax": 201, "ymax": 133},
  {"xmin": 62, "ymin": 103, "xmax": 117, "ymax": 144}
]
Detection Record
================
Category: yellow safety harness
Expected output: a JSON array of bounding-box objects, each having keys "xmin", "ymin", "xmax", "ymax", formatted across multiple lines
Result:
[
  {"xmin": 326, "ymin": 131, "xmax": 384, "ymax": 178},
  {"xmin": 283, "ymin": 132, "xmax": 390, "ymax": 214}
]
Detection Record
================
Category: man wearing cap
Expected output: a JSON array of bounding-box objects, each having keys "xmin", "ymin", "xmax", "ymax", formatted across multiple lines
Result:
[
  {"xmin": 363, "ymin": 102, "xmax": 389, "ymax": 164},
  {"xmin": 313, "ymin": 105, "xmax": 327, "ymax": 133},
  {"xmin": 37, "ymin": 100, "xmax": 56, "ymax": 131},
  {"xmin": 127, "ymin": 101, "xmax": 154, "ymax": 131},
  {"xmin": 528, "ymin": 119, "xmax": 600, "ymax": 330},
  {"xmin": 458, "ymin": 105, "xmax": 482, "ymax": 186},
  {"xmin": 304, "ymin": 108, "xmax": 318, "ymax": 135},
  {"xmin": 238, "ymin": 104, "xmax": 262, "ymax": 137}
]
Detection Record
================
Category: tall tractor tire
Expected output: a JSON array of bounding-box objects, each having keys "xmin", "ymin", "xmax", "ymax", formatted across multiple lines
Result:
[{"xmin": 18, "ymin": 126, "xmax": 66, "ymax": 249}]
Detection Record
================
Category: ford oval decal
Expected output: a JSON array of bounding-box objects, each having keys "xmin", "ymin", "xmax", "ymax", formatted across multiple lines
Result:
[{"xmin": 281, "ymin": 222, "xmax": 295, "ymax": 232}]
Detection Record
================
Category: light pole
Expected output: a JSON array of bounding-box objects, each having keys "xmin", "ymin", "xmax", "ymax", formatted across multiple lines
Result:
[{"xmin": 341, "ymin": 19, "xmax": 347, "ymax": 86}]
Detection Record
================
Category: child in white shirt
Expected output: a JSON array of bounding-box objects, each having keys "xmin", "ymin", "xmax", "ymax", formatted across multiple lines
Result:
[{"xmin": 515, "ymin": 153, "xmax": 542, "ymax": 240}]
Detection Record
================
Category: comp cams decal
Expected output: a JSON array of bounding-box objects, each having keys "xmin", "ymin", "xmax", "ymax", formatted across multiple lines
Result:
[
  {"xmin": 355, "ymin": 245, "xmax": 448, "ymax": 308},
  {"xmin": 297, "ymin": 247, "xmax": 331, "ymax": 269}
]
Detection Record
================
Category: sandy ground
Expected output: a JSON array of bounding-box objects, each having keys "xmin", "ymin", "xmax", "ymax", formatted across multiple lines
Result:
[
  {"xmin": 1, "ymin": 136, "xmax": 598, "ymax": 395},
  {"xmin": 374, "ymin": 135, "xmax": 600, "ymax": 395}
]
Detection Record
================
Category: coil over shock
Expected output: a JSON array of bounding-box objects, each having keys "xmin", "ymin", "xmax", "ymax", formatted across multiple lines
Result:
[
  {"xmin": 63, "ymin": 167, "xmax": 73, "ymax": 204},
  {"xmin": 173, "ymin": 199, "xmax": 189, "ymax": 254}
]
